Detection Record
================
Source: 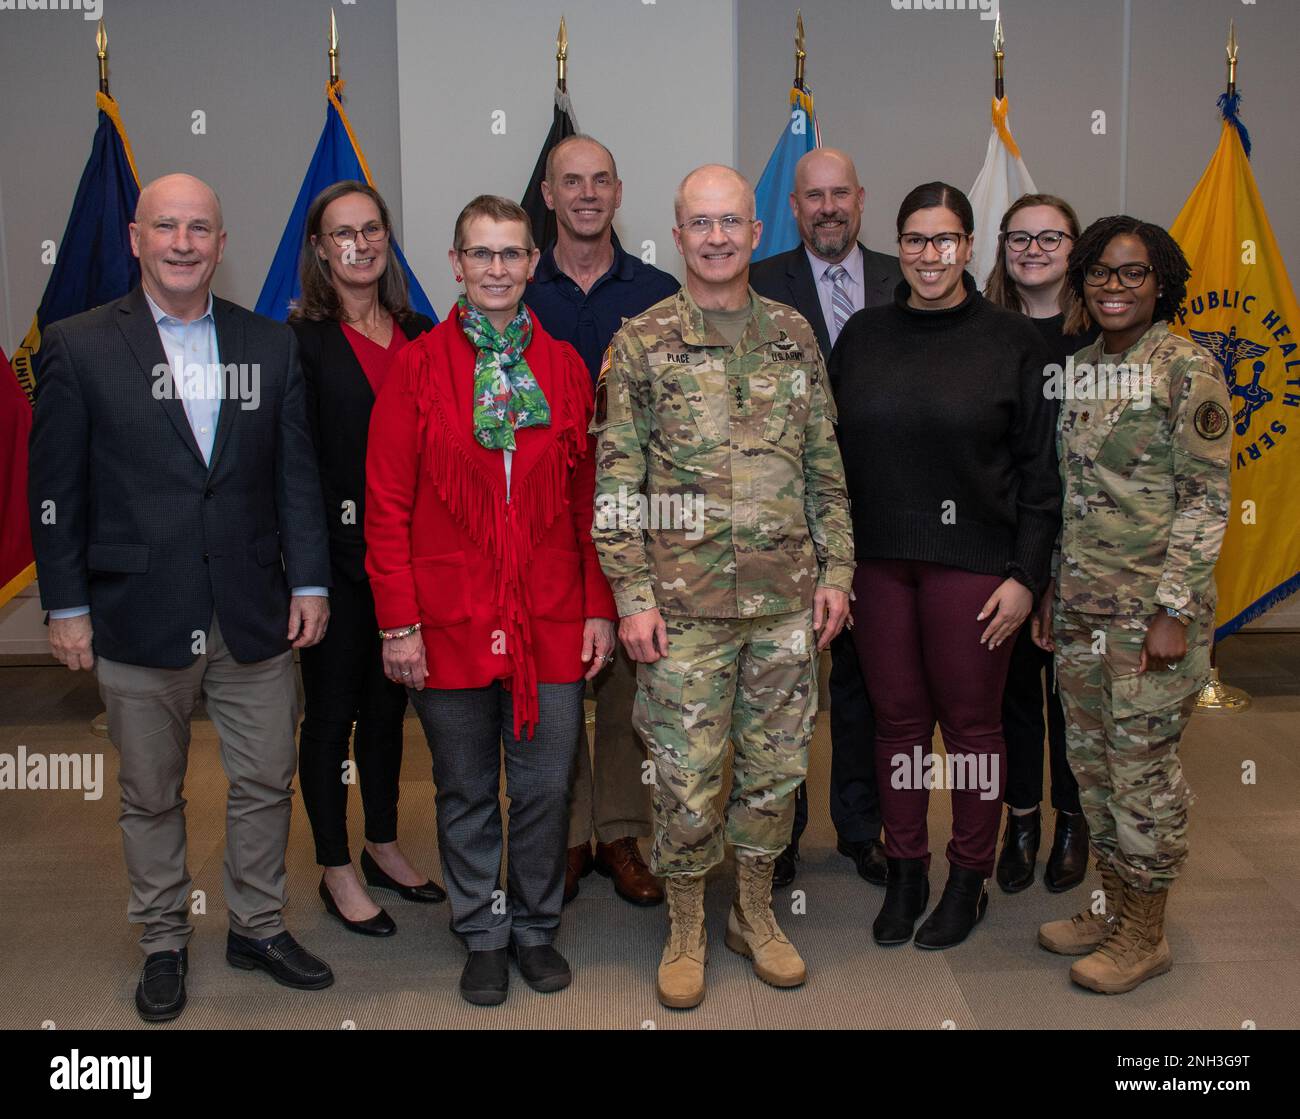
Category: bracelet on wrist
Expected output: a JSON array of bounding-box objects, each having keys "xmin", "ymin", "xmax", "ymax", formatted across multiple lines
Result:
[{"xmin": 378, "ymin": 622, "xmax": 422, "ymax": 640}]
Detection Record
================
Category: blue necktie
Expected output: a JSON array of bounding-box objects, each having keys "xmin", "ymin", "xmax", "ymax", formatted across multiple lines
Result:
[{"xmin": 827, "ymin": 264, "xmax": 854, "ymax": 341}]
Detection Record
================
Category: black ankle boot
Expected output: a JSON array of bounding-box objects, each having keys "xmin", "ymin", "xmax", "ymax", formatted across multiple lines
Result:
[
  {"xmin": 914, "ymin": 866, "xmax": 989, "ymax": 950},
  {"xmin": 995, "ymin": 808, "xmax": 1041, "ymax": 894},
  {"xmin": 1044, "ymin": 810, "xmax": 1089, "ymax": 892},
  {"xmin": 872, "ymin": 857, "xmax": 930, "ymax": 945}
]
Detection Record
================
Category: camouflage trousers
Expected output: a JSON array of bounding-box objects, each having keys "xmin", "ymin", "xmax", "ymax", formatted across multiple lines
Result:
[
  {"xmin": 1053, "ymin": 609, "xmax": 1209, "ymax": 891},
  {"xmin": 633, "ymin": 610, "xmax": 818, "ymax": 877}
]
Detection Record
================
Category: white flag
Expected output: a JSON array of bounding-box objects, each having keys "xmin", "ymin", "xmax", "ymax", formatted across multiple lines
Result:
[{"xmin": 968, "ymin": 97, "xmax": 1036, "ymax": 290}]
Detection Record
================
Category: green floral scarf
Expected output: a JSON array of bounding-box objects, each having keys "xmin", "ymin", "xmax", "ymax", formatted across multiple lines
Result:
[{"xmin": 456, "ymin": 295, "xmax": 550, "ymax": 451}]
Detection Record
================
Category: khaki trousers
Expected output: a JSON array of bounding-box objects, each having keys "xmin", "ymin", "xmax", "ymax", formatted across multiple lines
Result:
[{"xmin": 97, "ymin": 616, "xmax": 300, "ymax": 955}]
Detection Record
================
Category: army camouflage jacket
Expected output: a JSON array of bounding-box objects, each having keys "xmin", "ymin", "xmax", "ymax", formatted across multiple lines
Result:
[
  {"xmin": 590, "ymin": 286, "xmax": 854, "ymax": 619},
  {"xmin": 1054, "ymin": 320, "xmax": 1232, "ymax": 618}
]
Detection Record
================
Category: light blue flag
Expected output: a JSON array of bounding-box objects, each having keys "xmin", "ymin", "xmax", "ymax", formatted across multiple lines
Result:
[
  {"xmin": 752, "ymin": 85, "xmax": 820, "ymax": 263},
  {"xmin": 257, "ymin": 89, "xmax": 435, "ymax": 322}
]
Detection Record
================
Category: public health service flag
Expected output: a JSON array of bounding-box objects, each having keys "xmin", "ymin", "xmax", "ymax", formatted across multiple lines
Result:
[
  {"xmin": 10, "ymin": 92, "xmax": 140, "ymax": 405},
  {"xmin": 1169, "ymin": 92, "xmax": 1300, "ymax": 639},
  {"xmin": 752, "ymin": 85, "xmax": 820, "ymax": 263},
  {"xmin": 0, "ymin": 345, "xmax": 34, "ymax": 609},
  {"xmin": 256, "ymin": 82, "xmax": 435, "ymax": 322},
  {"xmin": 968, "ymin": 96, "xmax": 1036, "ymax": 289}
]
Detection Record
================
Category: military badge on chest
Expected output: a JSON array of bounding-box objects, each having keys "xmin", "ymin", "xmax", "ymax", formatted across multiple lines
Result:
[{"xmin": 768, "ymin": 330, "xmax": 804, "ymax": 363}]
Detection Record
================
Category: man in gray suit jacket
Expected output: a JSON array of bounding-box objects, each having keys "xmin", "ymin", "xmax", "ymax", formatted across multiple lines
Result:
[
  {"xmin": 749, "ymin": 149, "xmax": 901, "ymax": 889},
  {"xmin": 28, "ymin": 174, "xmax": 334, "ymax": 1022}
]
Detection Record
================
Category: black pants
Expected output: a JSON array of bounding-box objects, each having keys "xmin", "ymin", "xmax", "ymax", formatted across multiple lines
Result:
[
  {"xmin": 791, "ymin": 628, "xmax": 882, "ymax": 848},
  {"xmin": 1001, "ymin": 623, "xmax": 1080, "ymax": 813},
  {"xmin": 298, "ymin": 572, "xmax": 409, "ymax": 867},
  {"xmin": 408, "ymin": 680, "xmax": 583, "ymax": 951}
]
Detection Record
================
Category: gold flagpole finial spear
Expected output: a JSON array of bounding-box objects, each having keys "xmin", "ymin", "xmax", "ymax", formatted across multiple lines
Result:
[
  {"xmin": 794, "ymin": 9, "xmax": 807, "ymax": 91},
  {"xmin": 1226, "ymin": 18, "xmax": 1238, "ymax": 98},
  {"xmin": 328, "ymin": 7, "xmax": 340, "ymax": 88},
  {"xmin": 96, "ymin": 18, "xmax": 109, "ymax": 95},
  {"xmin": 557, "ymin": 16, "xmax": 568, "ymax": 93},
  {"xmin": 993, "ymin": 11, "xmax": 1005, "ymax": 100}
]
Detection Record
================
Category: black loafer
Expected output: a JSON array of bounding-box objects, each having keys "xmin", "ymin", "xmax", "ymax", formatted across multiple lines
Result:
[
  {"xmin": 460, "ymin": 948, "xmax": 509, "ymax": 1006},
  {"xmin": 226, "ymin": 930, "xmax": 334, "ymax": 990},
  {"xmin": 772, "ymin": 845, "xmax": 799, "ymax": 888},
  {"xmin": 510, "ymin": 942, "xmax": 572, "ymax": 993},
  {"xmin": 838, "ymin": 838, "xmax": 888, "ymax": 886},
  {"xmin": 995, "ymin": 808, "xmax": 1041, "ymax": 894},
  {"xmin": 1044, "ymin": 810, "xmax": 1089, "ymax": 892},
  {"xmin": 361, "ymin": 848, "xmax": 447, "ymax": 903},
  {"xmin": 319, "ymin": 877, "xmax": 397, "ymax": 937},
  {"xmin": 135, "ymin": 947, "xmax": 187, "ymax": 1023},
  {"xmin": 914, "ymin": 866, "xmax": 989, "ymax": 950}
]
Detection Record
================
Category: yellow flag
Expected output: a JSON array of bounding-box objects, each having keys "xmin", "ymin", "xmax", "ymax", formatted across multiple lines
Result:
[{"xmin": 1170, "ymin": 102, "xmax": 1300, "ymax": 638}]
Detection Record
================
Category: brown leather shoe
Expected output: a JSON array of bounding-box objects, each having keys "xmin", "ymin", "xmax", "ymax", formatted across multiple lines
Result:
[
  {"xmin": 564, "ymin": 843, "xmax": 594, "ymax": 906},
  {"xmin": 595, "ymin": 837, "xmax": 664, "ymax": 906}
]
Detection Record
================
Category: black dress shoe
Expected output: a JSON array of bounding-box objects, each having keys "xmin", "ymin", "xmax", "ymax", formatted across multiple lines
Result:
[
  {"xmin": 135, "ymin": 948, "xmax": 187, "ymax": 1023},
  {"xmin": 1044, "ymin": 810, "xmax": 1089, "ymax": 892},
  {"xmin": 319, "ymin": 877, "xmax": 397, "ymax": 937},
  {"xmin": 772, "ymin": 845, "xmax": 799, "ymax": 888},
  {"xmin": 460, "ymin": 948, "xmax": 509, "ymax": 1006},
  {"xmin": 838, "ymin": 838, "xmax": 888, "ymax": 886},
  {"xmin": 361, "ymin": 848, "xmax": 447, "ymax": 903},
  {"xmin": 995, "ymin": 808, "xmax": 1041, "ymax": 894},
  {"xmin": 914, "ymin": 866, "xmax": 989, "ymax": 950},
  {"xmin": 872, "ymin": 857, "xmax": 929, "ymax": 945},
  {"xmin": 226, "ymin": 930, "xmax": 334, "ymax": 989},
  {"xmin": 509, "ymin": 943, "xmax": 572, "ymax": 993}
]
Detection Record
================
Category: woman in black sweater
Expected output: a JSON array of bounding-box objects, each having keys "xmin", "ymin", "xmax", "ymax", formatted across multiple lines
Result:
[{"xmin": 828, "ymin": 182, "xmax": 1061, "ymax": 950}]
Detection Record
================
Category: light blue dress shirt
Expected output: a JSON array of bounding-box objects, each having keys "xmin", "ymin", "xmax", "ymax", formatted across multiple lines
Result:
[{"xmin": 806, "ymin": 244, "xmax": 865, "ymax": 350}]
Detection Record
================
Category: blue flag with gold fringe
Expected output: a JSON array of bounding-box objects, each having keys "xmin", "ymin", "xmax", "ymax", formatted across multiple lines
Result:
[{"xmin": 752, "ymin": 85, "xmax": 820, "ymax": 263}]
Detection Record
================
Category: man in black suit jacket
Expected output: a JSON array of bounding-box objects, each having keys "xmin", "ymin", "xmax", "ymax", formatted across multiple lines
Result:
[
  {"xmin": 750, "ymin": 149, "xmax": 901, "ymax": 889},
  {"xmin": 28, "ymin": 173, "xmax": 334, "ymax": 1022}
]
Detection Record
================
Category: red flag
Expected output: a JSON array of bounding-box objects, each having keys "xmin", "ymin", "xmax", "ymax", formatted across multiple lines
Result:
[{"xmin": 0, "ymin": 345, "xmax": 35, "ymax": 607}]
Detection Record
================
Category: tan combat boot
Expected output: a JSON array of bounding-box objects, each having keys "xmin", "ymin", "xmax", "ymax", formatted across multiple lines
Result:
[
  {"xmin": 1038, "ymin": 857, "xmax": 1123, "ymax": 955},
  {"xmin": 656, "ymin": 875, "xmax": 707, "ymax": 1009},
  {"xmin": 726, "ymin": 852, "xmax": 806, "ymax": 988},
  {"xmin": 1070, "ymin": 882, "xmax": 1172, "ymax": 994}
]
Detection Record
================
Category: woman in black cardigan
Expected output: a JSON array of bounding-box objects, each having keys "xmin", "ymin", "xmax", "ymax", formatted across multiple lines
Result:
[
  {"xmin": 291, "ymin": 180, "xmax": 443, "ymax": 935},
  {"xmin": 828, "ymin": 182, "xmax": 1061, "ymax": 950}
]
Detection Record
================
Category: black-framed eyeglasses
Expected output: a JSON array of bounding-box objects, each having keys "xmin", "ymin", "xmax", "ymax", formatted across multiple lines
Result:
[
  {"xmin": 678, "ymin": 215, "xmax": 753, "ymax": 237},
  {"xmin": 327, "ymin": 223, "xmax": 388, "ymax": 246},
  {"xmin": 898, "ymin": 231, "xmax": 967, "ymax": 256},
  {"xmin": 1005, "ymin": 229, "xmax": 1072, "ymax": 253},
  {"xmin": 1084, "ymin": 262, "xmax": 1155, "ymax": 288},
  {"xmin": 458, "ymin": 246, "xmax": 532, "ymax": 267}
]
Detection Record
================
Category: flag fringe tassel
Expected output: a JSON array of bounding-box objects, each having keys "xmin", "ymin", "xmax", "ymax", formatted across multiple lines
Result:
[
  {"xmin": 1215, "ymin": 569, "xmax": 1300, "ymax": 643},
  {"xmin": 1217, "ymin": 90, "xmax": 1252, "ymax": 159}
]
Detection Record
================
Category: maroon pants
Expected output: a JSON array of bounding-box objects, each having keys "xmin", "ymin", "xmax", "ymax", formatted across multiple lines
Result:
[{"xmin": 850, "ymin": 560, "xmax": 1015, "ymax": 876}]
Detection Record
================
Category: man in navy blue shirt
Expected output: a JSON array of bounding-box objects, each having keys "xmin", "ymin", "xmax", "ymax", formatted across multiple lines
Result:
[{"xmin": 526, "ymin": 135, "xmax": 678, "ymax": 907}]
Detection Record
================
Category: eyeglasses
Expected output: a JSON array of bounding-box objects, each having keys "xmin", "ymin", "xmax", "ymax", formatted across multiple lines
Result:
[
  {"xmin": 898, "ymin": 232, "xmax": 967, "ymax": 256},
  {"xmin": 458, "ymin": 246, "xmax": 532, "ymax": 267},
  {"xmin": 1084, "ymin": 262, "xmax": 1155, "ymax": 288},
  {"xmin": 678, "ymin": 215, "xmax": 753, "ymax": 237},
  {"xmin": 327, "ymin": 223, "xmax": 388, "ymax": 247},
  {"xmin": 1005, "ymin": 229, "xmax": 1072, "ymax": 253}
]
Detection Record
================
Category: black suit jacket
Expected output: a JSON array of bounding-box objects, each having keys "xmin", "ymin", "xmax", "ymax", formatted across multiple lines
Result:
[
  {"xmin": 749, "ymin": 242, "xmax": 902, "ymax": 360},
  {"xmin": 28, "ymin": 285, "xmax": 331, "ymax": 668},
  {"xmin": 292, "ymin": 313, "xmax": 435, "ymax": 583}
]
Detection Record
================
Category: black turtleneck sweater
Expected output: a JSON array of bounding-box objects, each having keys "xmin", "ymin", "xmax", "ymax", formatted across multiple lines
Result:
[{"xmin": 827, "ymin": 273, "xmax": 1062, "ymax": 589}]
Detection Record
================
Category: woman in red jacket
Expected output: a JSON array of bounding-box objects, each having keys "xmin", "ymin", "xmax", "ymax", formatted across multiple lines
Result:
[{"xmin": 365, "ymin": 195, "xmax": 617, "ymax": 1007}]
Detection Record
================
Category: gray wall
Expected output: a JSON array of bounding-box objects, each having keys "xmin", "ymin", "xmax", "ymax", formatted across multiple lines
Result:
[{"xmin": 738, "ymin": 0, "xmax": 1300, "ymax": 274}]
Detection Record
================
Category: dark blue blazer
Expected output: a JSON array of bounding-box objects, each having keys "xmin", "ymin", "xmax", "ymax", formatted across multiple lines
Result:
[{"xmin": 28, "ymin": 285, "xmax": 330, "ymax": 667}]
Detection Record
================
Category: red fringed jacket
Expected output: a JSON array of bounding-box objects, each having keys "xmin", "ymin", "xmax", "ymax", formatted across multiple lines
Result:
[{"xmin": 364, "ymin": 309, "xmax": 617, "ymax": 737}]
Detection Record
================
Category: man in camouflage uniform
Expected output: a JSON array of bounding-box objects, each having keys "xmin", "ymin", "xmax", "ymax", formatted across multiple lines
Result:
[
  {"xmin": 1034, "ymin": 283, "xmax": 1231, "ymax": 994},
  {"xmin": 590, "ymin": 165, "xmax": 853, "ymax": 1008}
]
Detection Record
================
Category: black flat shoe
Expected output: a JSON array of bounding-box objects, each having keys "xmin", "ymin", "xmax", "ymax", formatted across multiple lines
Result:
[
  {"xmin": 135, "ymin": 947, "xmax": 187, "ymax": 1022},
  {"xmin": 838, "ymin": 838, "xmax": 888, "ymax": 886},
  {"xmin": 995, "ymin": 808, "xmax": 1041, "ymax": 894},
  {"xmin": 361, "ymin": 848, "xmax": 447, "ymax": 903},
  {"xmin": 772, "ymin": 845, "xmax": 799, "ymax": 889},
  {"xmin": 872, "ymin": 857, "xmax": 929, "ymax": 945},
  {"xmin": 1044, "ymin": 810, "xmax": 1089, "ymax": 892},
  {"xmin": 509, "ymin": 943, "xmax": 572, "ymax": 993},
  {"xmin": 226, "ymin": 930, "xmax": 334, "ymax": 989},
  {"xmin": 460, "ymin": 948, "xmax": 509, "ymax": 1006},
  {"xmin": 914, "ymin": 866, "xmax": 989, "ymax": 950},
  {"xmin": 319, "ymin": 877, "xmax": 396, "ymax": 937}
]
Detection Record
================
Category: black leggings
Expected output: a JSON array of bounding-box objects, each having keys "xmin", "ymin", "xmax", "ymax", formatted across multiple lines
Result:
[{"xmin": 1001, "ymin": 623, "xmax": 1080, "ymax": 813}]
